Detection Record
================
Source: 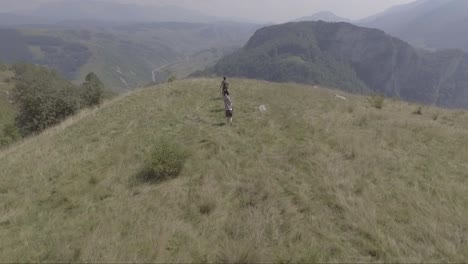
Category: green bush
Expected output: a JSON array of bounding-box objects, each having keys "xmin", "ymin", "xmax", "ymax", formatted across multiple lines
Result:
[
  {"xmin": 141, "ymin": 141, "xmax": 187, "ymax": 183},
  {"xmin": 0, "ymin": 136, "xmax": 10, "ymax": 147},
  {"xmin": 413, "ymin": 106, "xmax": 423, "ymax": 115},
  {"xmin": 3, "ymin": 123, "xmax": 20, "ymax": 140},
  {"xmin": 0, "ymin": 123, "xmax": 20, "ymax": 147},
  {"xmin": 13, "ymin": 64, "xmax": 81, "ymax": 135},
  {"xmin": 368, "ymin": 95, "xmax": 385, "ymax": 109},
  {"xmin": 12, "ymin": 65, "xmax": 105, "ymax": 136},
  {"xmin": 167, "ymin": 75, "xmax": 177, "ymax": 83},
  {"xmin": 81, "ymin": 72, "xmax": 104, "ymax": 107}
]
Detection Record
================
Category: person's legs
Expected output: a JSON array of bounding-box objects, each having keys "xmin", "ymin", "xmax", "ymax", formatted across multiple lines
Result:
[
  {"xmin": 226, "ymin": 110, "xmax": 233, "ymax": 126},
  {"xmin": 229, "ymin": 111, "xmax": 233, "ymax": 126},
  {"xmin": 225, "ymin": 110, "xmax": 230, "ymax": 125}
]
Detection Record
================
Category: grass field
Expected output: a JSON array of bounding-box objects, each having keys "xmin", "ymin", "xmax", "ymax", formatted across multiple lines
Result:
[{"xmin": 0, "ymin": 79, "xmax": 467, "ymax": 262}]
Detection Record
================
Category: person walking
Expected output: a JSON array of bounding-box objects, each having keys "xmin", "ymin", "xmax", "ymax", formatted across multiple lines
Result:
[
  {"xmin": 220, "ymin": 76, "xmax": 229, "ymax": 97},
  {"xmin": 224, "ymin": 91, "xmax": 233, "ymax": 126}
]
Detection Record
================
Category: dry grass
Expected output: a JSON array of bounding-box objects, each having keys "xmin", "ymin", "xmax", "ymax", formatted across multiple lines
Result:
[{"xmin": 0, "ymin": 78, "xmax": 467, "ymax": 262}]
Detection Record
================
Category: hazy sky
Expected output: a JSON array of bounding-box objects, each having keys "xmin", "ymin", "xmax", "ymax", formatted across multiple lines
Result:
[{"xmin": 2, "ymin": 0, "xmax": 416, "ymax": 22}]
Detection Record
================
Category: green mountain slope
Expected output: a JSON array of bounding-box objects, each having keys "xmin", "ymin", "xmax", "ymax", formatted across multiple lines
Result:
[
  {"xmin": 0, "ymin": 79, "xmax": 467, "ymax": 262},
  {"xmin": 0, "ymin": 28, "xmax": 93, "ymax": 80},
  {"xmin": 205, "ymin": 21, "xmax": 468, "ymax": 109}
]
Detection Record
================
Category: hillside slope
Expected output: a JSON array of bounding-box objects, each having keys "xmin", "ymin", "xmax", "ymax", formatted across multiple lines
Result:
[
  {"xmin": 0, "ymin": 79, "xmax": 467, "ymax": 262},
  {"xmin": 206, "ymin": 21, "xmax": 468, "ymax": 108}
]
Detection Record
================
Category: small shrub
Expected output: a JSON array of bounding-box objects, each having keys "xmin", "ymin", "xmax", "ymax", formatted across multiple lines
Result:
[
  {"xmin": 353, "ymin": 115, "xmax": 368, "ymax": 127},
  {"xmin": 432, "ymin": 113, "xmax": 439, "ymax": 121},
  {"xmin": 88, "ymin": 176, "xmax": 98, "ymax": 185},
  {"xmin": 141, "ymin": 141, "xmax": 187, "ymax": 183},
  {"xmin": 368, "ymin": 95, "xmax": 385, "ymax": 109},
  {"xmin": 167, "ymin": 75, "xmax": 177, "ymax": 83},
  {"xmin": 0, "ymin": 123, "xmax": 20, "ymax": 147},
  {"xmin": 81, "ymin": 72, "xmax": 104, "ymax": 107},
  {"xmin": 199, "ymin": 200, "xmax": 216, "ymax": 215},
  {"xmin": 4, "ymin": 77, "xmax": 11, "ymax": 83},
  {"xmin": 0, "ymin": 136, "xmax": 11, "ymax": 147},
  {"xmin": 413, "ymin": 106, "xmax": 423, "ymax": 115},
  {"xmin": 3, "ymin": 123, "xmax": 20, "ymax": 141}
]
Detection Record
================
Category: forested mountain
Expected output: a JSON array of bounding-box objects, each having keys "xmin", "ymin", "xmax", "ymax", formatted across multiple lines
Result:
[
  {"xmin": 205, "ymin": 21, "xmax": 468, "ymax": 108},
  {"xmin": 360, "ymin": 0, "xmax": 468, "ymax": 52},
  {"xmin": 0, "ymin": 28, "xmax": 92, "ymax": 79}
]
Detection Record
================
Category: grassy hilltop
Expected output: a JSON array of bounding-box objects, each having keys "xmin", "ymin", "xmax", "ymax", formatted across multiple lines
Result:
[{"xmin": 0, "ymin": 79, "xmax": 467, "ymax": 262}]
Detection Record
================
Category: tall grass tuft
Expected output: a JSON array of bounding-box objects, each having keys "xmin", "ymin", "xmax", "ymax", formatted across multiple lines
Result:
[
  {"xmin": 140, "ymin": 140, "xmax": 188, "ymax": 183},
  {"xmin": 413, "ymin": 106, "xmax": 423, "ymax": 115},
  {"xmin": 167, "ymin": 75, "xmax": 177, "ymax": 83},
  {"xmin": 368, "ymin": 95, "xmax": 385, "ymax": 109}
]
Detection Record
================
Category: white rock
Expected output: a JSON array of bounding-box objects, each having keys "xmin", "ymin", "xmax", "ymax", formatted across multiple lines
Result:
[
  {"xmin": 335, "ymin": 94, "xmax": 347, "ymax": 100},
  {"xmin": 259, "ymin": 105, "xmax": 267, "ymax": 112}
]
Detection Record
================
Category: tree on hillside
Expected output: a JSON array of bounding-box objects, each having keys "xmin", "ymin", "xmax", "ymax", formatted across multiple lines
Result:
[
  {"xmin": 81, "ymin": 72, "xmax": 104, "ymax": 107},
  {"xmin": 13, "ymin": 64, "xmax": 80, "ymax": 136}
]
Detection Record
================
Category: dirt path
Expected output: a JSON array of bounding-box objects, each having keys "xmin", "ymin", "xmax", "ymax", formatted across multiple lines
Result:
[
  {"xmin": 152, "ymin": 64, "xmax": 171, "ymax": 83},
  {"xmin": 151, "ymin": 56, "xmax": 190, "ymax": 82}
]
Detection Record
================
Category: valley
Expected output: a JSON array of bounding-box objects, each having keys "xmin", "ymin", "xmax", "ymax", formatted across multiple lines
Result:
[{"xmin": 0, "ymin": 22, "xmax": 259, "ymax": 91}]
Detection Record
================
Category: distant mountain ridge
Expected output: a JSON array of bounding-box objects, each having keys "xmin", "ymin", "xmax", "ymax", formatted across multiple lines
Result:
[
  {"xmin": 295, "ymin": 11, "xmax": 351, "ymax": 23},
  {"xmin": 204, "ymin": 21, "xmax": 468, "ymax": 108},
  {"xmin": 0, "ymin": 0, "xmax": 236, "ymax": 25},
  {"xmin": 0, "ymin": 13, "xmax": 52, "ymax": 26},
  {"xmin": 359, "ymin": 0, "xmax": 468, "ymax": 52},
  {"xmin": 30, "ymin": 1, "xmax": 216, "ymax": 23}
]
